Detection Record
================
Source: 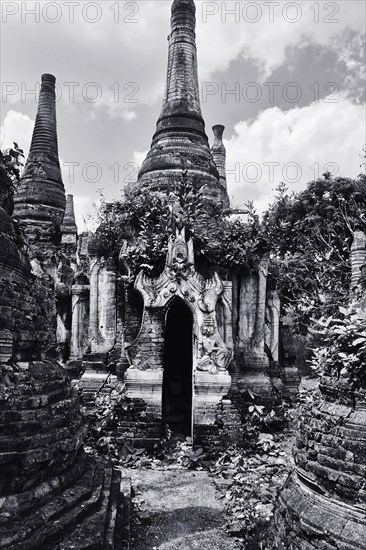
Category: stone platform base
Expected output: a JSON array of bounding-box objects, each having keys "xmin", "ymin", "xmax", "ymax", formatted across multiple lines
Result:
[
  {"xmin": 1, "ymin": 454, "xmax": 131, "ymax": 549},
  {"xmin": 275, "ymin": 473, "xmax": 366, "ymax": 550}
]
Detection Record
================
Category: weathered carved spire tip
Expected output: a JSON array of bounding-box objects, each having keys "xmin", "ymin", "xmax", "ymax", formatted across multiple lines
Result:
[{"xmin": 41, "ymin": 73, "xmax": 56, "ymax": 84}]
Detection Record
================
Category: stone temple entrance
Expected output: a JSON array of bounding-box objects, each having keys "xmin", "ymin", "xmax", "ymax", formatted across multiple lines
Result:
[
  {"xmin": 124, "ymin": 228, "xmax": 233, "ymax": 429},
  {"xmin": 162, "ymin": 298, "xmax": 193, "ymax": 433}
]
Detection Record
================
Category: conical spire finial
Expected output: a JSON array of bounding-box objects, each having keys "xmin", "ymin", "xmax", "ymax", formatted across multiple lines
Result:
[
  {"xmin": 157, "ymin": 0, "xmax": 203, "ymax": 136},
  {"xmin": 135, "ymin": 0, "xmax": 229, "ymax": 208},
  {"xmin": 14, "ymin": 73, "xmax": 66, "ymax": 231},
  {"xmin": 61, "ymin": 194, "xmax": 78, "ymax": 240}
]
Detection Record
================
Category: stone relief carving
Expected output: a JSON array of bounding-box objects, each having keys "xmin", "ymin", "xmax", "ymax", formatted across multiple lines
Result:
[
  {"xmin": 197, "ymin": 317, "xmax": 232, "ymax": 374},
  {"xmin": 132, "ymin": 358, "xmax": 152, "ymax": 371},
  {"xmin": 133, "ymin": 226, "xmax": 233, "ymax": 376},
  {"xmin": 166, "ymin": 227, "xmax": 194, "ymax": 279},
  {"xmin": 26, "ymin": 156, "xmax": 47, "ymax": 178}
]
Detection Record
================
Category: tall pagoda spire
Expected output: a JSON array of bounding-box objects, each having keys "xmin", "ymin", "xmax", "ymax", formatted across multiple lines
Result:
[
  {"xmin": 135, "ymin": 0, "xmax": 229, "ymax": 207},
  {"xmin": 14, "ymin": 74, "xmax": 66, "ymax": 231},
  {"xmin": 157, "ymin": 0, "xmax": 204, "ymax": 136}
]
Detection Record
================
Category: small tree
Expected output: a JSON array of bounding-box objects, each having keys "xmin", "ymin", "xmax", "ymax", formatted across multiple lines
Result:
[
  {"xmin": 263, "ymin": 175, "xmax": 366, "ymax": 331},
  {"xmin": 309, "ymin": 305, "xmax": 366, "ymax": 390},
  {"xmin": 0, "ymin": 143, "xmax": 24, "ymax": 191}
]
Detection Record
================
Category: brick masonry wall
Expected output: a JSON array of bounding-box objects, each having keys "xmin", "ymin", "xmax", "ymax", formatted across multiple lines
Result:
[
  {"xmin": 126, "ymin": 307, "xmax": 165, "ymax": 369},
  {"xmin": 0, "ymin": 361, "xmax": 86, "ymax": 513},
  {"xmin": 275, "ymin": 377, "xmax": 366, "ymax": 550}
]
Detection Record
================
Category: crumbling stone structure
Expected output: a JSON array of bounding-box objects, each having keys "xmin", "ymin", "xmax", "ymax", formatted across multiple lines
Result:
[
  {"xmin": 13, "ymin": 0, "xmax": 294, "ymax": 451},
  {"xmin": 1, "ymin": 81, "xmax": 129, "ymax": 550},
  {"xmin": 69, "ymin": 0, "xmax": 290, "ymax": 447},
  {"xmin": 275, "ymin": 232, "xmax": 366, "ymax": 550},
  {"xmin": 113, "ymin": 0, "xmax": 286, "ymax": 445},
  {"xmin": 12, "ymin": 74, "xmax": 81, "ymax": 365}
]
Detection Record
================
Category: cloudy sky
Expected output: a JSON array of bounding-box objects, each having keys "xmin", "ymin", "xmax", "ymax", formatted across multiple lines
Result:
[{"xmin": 1, "ymin": 0, "xmax": 365, "ymax": 229}]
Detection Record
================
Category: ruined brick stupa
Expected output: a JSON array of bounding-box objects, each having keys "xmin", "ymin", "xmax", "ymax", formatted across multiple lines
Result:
[
  {"xmin": 14, "ymin": 74, "xmax": 66, "ymax": 255},
  {"xmin": 80, "ymin": 0, "xmax": 291, "ymax": 447},
  {"xmin": 276, "ymin": 232, "xmax": 366, "ymax": 550},
  {"xmin": 0, "ymin": 76, "xmax": 129, "ymax": 550},
  {"xmin": 10, "ymin": 0, "xmax": 297, "ymax": 453},
  {"xmin": 135, "ymin": 0, "xmax": 229, "ymax": 207}
]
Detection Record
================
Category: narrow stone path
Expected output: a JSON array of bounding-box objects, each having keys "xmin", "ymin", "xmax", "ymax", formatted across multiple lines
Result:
[{"xmin": 125, "ymin": 468, "xmax": 240, "ymax": 550}]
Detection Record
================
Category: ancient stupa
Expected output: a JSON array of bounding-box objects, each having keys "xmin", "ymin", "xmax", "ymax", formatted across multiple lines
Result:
[
  {"xmin": 79, "ymin": 0, "xmax": 287, "ymax": 447},
  {"xmin": 0, "ymin": 77, "xmax": 129, "ymax": 549},
  {"xmin": 134, "ymin": 0, "xmax": 229, "ymax": 207},
  {"xmin": 13, "ymin": 74, "xmax": 66, "ymax": 256},
  {"xmin": 276, "ymin": 231, "xmax": 366, "ymax": 550},
  {"xmin": 10, "ymin": 1, "xmax": 295, "ymax": 452}
]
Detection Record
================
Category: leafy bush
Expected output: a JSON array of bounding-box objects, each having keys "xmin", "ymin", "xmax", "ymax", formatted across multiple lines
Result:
[
  {"xmin": 309, "ymin": 305, "xmax": 366, "ymax": 389},
  {"xmin": 0, "ymin": 144, "xmax": 24, "ymax": 192},
  {"xmin": 263, "ymin": 176, "xmax": 366, "ymax": 330},
  {"xmin": 92, "ymin": 173, "xmax": 267, "ymax": 278}
]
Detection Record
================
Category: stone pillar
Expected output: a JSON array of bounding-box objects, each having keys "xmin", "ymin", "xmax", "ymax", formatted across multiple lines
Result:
[
  {"xmin": 88, "ymin": 258, "xmax": 100, "ymax": 347},
  {"xmin": 265, "ymin": 290, "xmax": 280, "ymax": 363},
  {"xmin": 236, "ymin": 260, "xmax": 272, "ymax": 399},
  {"xmin": 55, "ymin": 283, "xmax": 72, "ymax": 363},
  {"xmin": 70, "ymin": 282, "xmax": 90, "ymax": 359},
  {"xmin": 351, "ymin": 229, "xmax": 366, "ymax": 289},
  {"xmin": 211, "ymin": 125, "xmax": 227, "ymax": 190},
  {"xmin": 88, "ymin": 257, "xmax": 117, "ymax": 355},
  {"xmin": 216, "ymin": 281, "xmax": 233, "ymax": 348},
  {"xmin": 252, "ymin": 259, "xmax": 269, "ymax": 355},
  {"xmin": 95, "ymin": 260, "xmax": 116, "ymax": 353}
]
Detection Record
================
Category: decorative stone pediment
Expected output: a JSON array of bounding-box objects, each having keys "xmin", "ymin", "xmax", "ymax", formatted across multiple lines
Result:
[
  {"xmin": 130, "ymin": 226, "xmax": 232, "ymax": 380},
  {"xmin": 135, "ymin": 227, "xmax": 223, "ymax": 312}
]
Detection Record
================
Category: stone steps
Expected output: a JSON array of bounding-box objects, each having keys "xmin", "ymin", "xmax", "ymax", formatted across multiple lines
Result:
[
  {"xmin": 53, "ymin": 469, "xmax": 131, "ymax": 550},
  {"xmin": 0, "ymin": 458, "xmax": 103, "ymax": 549},
  {"xmin": 0, "ymin": 458, "xmax": 131, "ymax": 550}
]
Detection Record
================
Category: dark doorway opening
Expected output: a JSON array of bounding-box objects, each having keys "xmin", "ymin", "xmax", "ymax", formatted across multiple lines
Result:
[{"xmin": 162, "ymin": 298, "xmax": 193, "ymax": 435}]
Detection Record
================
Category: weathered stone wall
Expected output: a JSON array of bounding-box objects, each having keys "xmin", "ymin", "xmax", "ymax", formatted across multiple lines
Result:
[
  {"xmin": 0, "ymin": 276, "xmax": 57, "ymax": 362},
  {"xmin": 295, "ymin": 378, "xmax": 365, "ymax": 505},
  {"xmin": 0, "ymin": 361, "xmax": 85, "ymax": 500},
  {"xmin": 126, "ymin": 308, "xmax": 165, "ymax": 369},
  {"xmin": 112, "ymin": 398, "xmax": 162, "ymax": 451}
]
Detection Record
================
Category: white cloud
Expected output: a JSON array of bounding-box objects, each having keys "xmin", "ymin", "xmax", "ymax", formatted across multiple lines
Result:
[
  {"xmin": 72, "ymin": 194, "xmax": 98, "ymax": 232},
  {"xmin": 100, "ymin": 103, "xmax": 137, "ymax": 121},
  {"xmin": 132, "ymin": 150, "xmax": 148, "ymax": 175},
  {"xmin": 0, "ymin": 110, "xmax": 34, "ymax": 156},
  {"xmin": 225, "ymin": 93, "xmax": 366, "ymax": 211},
  {"xmin": 196, "ymin": 1, "xmax": 365, "ymax": 80}
]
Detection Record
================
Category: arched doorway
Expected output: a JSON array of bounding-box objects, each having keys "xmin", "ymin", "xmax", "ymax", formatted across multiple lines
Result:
[{"xmin": 162, "ymin": 298, "xmax": 193, "ymax": 434}]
